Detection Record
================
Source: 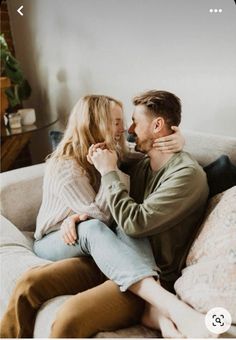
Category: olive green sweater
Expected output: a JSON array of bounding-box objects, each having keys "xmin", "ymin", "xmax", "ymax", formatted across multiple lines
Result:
[{"xmin": 102, "ymin": 151, "xmax": 209, "ymax": 291}]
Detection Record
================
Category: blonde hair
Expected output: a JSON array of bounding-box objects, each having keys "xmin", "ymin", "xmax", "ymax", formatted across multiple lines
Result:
[{"xmin": 48, "ymin": 95, "xmax": 126, "ymax": 192}]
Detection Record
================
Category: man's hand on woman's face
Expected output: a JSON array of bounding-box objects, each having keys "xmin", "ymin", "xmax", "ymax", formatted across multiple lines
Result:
[
  {"xmin": 153, "ymin": 126, "xmax": 185, "ymax": 153},
  {"xmin": 90, "ymin": 148, "xmax": 118, "ymax": 176},
  {"xmin": 60, "ymin": 213, "xmax": 88, "ymax": 245}
]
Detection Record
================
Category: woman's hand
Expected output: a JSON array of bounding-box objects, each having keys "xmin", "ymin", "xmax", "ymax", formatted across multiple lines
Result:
[
  {"xmin": 153, "ymin": 126, "xmax": 185, "ymax": 153},
  {"xmin": 87, "ymin": 142, "xmax": 107, "ymax": 164},
  {"xmin": 60, "ymin": 213, "xmax": 88, "ymax": 245},
  {"xmin": 91, "ymin": 148, "xmax": 118, "ymax": 176}
]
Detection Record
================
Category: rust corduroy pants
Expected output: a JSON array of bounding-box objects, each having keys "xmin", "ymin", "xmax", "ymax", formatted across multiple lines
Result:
[{"xmin": 0, "ymin": 257, "xmax": 144, "ymax": 338}]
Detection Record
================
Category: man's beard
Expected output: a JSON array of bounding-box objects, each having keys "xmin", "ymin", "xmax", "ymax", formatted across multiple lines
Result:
[{"xmin": 135, "ymin": 137, "xmax": 153, "ymax": 153}]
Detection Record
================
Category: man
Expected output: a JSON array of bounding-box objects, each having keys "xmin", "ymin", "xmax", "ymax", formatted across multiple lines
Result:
[
  {"xmin": 90, "ymin": 90, "xmax": 208, "ymax": 292},
  {"xmin": 0, "ymin": 90, "xmax": 209, "ymax": 338}
]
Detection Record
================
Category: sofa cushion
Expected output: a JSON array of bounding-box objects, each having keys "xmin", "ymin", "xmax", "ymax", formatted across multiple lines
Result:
[
  {"xmin": 174, "ymin": 186, "xmax": 236, "ymax": 323},
  {"xmin": 34, "ymin": 296, "xmax": 71, "ymax": 338},
  {"xmin": 0, "ymin": 216, "xmax": 52, "ymax": 318},
  {"xmin": 0, "ymin": 163, "xmax": 45, "ymax": 232},
  {"xmin": 0, "ymin": 215, "xmax": 33, "ymax": 250}
]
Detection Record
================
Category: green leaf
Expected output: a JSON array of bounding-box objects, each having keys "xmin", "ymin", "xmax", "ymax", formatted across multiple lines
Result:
[
  {"xmin": 5, "ymin": 66, "xmax": 23, "ymax": 83},
  {"xmin": 5, "ymin": 55, "xmax": 24, "ymax": 82},
  {"xmin": 1, "ymin": 33, "xmax": 31, "ymax": 102},
  {"xmin": 5, "ymin": 87, "xmax": 21, "ymax": 107}
]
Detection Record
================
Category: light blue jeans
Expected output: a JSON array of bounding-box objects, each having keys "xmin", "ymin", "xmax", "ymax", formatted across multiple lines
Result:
[{"xmin": 34, "ymin": 219, "xmax": 159, "ymax": 291}]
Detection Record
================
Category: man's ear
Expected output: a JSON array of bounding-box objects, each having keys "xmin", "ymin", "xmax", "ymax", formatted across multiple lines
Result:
[{"xmin": 153, "ymin": 117, "xmax": 164, "ymax": 134}]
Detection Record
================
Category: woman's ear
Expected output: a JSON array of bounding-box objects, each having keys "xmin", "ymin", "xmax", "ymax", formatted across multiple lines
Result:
[{"xmin": 153, "ymin": 117, "xmax": 164, "ymax": 134}]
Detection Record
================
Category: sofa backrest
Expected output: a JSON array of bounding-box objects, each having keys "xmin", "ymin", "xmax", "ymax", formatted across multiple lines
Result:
[
  {"xmin": 0, "ymin": 163, "xmax": 45, "ymax": 231},
  {"xmin": 184, "ymin": 130, "xmax": 236, "ymax": 166}
]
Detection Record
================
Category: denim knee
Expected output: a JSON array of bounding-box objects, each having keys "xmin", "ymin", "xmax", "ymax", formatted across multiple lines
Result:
[
  {"xmin": 76, "ymin": 219, "xmax": 109, "ymax": 253},
  {"xmin": 77, "ymin": 219, "xmax": 108, "ymax": 237}
]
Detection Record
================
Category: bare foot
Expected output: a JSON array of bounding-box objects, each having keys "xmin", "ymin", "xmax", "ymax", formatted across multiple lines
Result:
[
  {"xmin": 169, "ymin": 300, "xmax": 218, "ymax": 338},
  {"xmin": 141, "ymin": 303, "xmax": 183, "ymax": 338}
]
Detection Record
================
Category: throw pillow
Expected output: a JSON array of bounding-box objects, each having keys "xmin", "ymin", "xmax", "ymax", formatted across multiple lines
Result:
[
  {"xmin": 203, "ymin": 155, "xmax": 236, "ymax": 197},
  {"xmin": 174, "ymin": 186, "xmax": 236, "ymax": 322}
]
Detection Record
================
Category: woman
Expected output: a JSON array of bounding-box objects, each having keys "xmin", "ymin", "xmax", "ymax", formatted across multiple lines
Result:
[{"xmin": 0, "ymin": 95, "xmax": 211, "ymax": 339}]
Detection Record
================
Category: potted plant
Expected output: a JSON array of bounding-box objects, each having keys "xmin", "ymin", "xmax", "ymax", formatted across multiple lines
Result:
[{"xmin": 0, "ymin": 33, "xmax": 31, "ymax": 121}]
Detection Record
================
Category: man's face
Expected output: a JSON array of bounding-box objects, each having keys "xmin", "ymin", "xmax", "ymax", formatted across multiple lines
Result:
[{"xmin": 128, "ymin": 105, "xmax": 154, "ymax": 153}]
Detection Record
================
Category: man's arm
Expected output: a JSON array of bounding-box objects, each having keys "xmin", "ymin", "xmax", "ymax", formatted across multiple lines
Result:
[{"xmin": 101, "ymin": 168, "xmax": 207, "ymax": 237}]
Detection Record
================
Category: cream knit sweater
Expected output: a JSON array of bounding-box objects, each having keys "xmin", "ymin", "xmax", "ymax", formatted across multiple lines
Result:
[{"xmin": 34, "ymin": 158, "xmax": 130, "ymax": 240}]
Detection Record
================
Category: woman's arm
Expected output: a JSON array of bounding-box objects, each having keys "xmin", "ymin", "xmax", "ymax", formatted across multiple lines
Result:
[
  {"xmin": 121, "ymin": 127, "xmax": 185, "ymax": 175},
  {"xmin": 58, "ymin": 168, "xmax": 111, "ymax": 224},
  {"xmin": 56, "ymin": 164, "xmax": 110, "ymax": 245},
  {"xmin": 58, "ymin": 161, "xmax": 129, "ymax": 245},
  {"xmin": 153, "ymin": 126, "xmax": 185, "ymax": 153}
]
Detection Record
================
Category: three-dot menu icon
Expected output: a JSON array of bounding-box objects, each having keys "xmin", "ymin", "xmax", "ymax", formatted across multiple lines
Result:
[{"xmin": 209, "ymin": 8, "xmax": 223, "ymax": 13}]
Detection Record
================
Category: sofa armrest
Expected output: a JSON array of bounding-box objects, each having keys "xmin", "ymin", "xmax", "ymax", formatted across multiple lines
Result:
[{"xmin": 0, "ymin": 163, "xmax": 45, "ymax": 231}]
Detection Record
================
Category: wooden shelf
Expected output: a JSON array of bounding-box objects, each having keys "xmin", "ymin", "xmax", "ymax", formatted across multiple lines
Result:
[{"xmin": 1, "ymin": 133, "xmax": 32, "ymax": 172}]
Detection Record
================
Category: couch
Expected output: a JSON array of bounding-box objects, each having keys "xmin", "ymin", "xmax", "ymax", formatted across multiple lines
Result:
[{"xmin": 0, "ymin": 130, "xmax": 236, "ymax": 338}]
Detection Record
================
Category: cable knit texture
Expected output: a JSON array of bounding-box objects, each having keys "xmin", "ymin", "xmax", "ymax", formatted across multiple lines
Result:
[{"xmin": 35, "ymin": 159, "xmax": 129, "ymax": 240}]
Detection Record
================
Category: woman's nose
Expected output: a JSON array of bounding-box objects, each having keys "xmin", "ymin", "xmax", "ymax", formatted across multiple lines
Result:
[{"xmin": 119, "ymin": 126, "xmax": 125, "ymax": 133}]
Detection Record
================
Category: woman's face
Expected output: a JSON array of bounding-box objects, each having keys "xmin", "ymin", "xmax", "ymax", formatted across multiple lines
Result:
[{"xmin": 111, "ymin": 104, "xmax": 125, "ymax": 141}]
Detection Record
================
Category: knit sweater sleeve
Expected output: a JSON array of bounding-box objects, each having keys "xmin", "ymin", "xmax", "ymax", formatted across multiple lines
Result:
[
  {"xmin": 57, "ymin": 161, "xmax": 111, "ymax": 224},
  {"xmin": 56, "ymin": 161, "xmax": 130, "ymax": 225}
]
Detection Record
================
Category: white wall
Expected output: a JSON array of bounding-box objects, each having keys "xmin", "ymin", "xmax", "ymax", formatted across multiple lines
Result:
[{"xmin": 8, "ymin": 0, "xmax": 236, "ymax": 161}]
